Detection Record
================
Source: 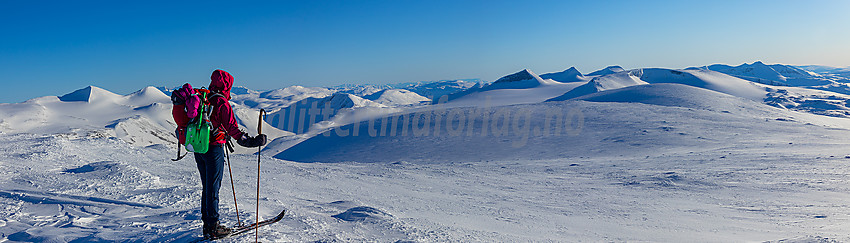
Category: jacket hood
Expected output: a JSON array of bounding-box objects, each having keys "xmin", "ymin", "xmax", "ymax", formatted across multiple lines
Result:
[{"xmin": 210, "ymin": 69, "xmax": 234, "ymax": 100}]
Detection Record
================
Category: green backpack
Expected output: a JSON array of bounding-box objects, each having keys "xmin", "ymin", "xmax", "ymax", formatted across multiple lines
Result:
[{"xmin": 184, "ymin": 92, "xmax": 214, "ymax": 154}]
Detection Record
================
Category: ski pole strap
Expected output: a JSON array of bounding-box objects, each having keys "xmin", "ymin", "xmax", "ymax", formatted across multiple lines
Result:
[
  {"xmin": 225, "ymin": 136, "xmax": 235, "ymax": 153},
  {"xmin": 258, "ymin": 109, "xmax": 265, "ymax": 134}
]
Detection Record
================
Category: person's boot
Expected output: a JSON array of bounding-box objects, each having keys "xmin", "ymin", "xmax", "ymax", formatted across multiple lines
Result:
[
  {"xmin": 202, "ymin": 223, "xmax": 214, "ymax": 239},
  {"xmin": 210, "ymin": 221, "xmax": 232, "ymax": 238}
]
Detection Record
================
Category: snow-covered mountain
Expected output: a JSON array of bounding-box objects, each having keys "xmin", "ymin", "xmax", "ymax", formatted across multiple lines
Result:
[
  {"xmin": 539, "ymin": 67, "xmax": 589, "ymax": 83},
  {"xmin": 544, "ymin": 67, "xmax": 850, "ymax": 119},
  {"xmin": 277, "ymin": 82, "xmax": 837, "ymax": 163},
  {"xmin": 0, "ymin": 86, "xmax": 174, "ymax": 146},
  {"xmin": 156, "ymin": 86, "xmax": 174, "ymax": 96},
  {"xmin": 362, "ymin": 89, "xmax": 430, "ymax": 106},
  {"xmin": 259, "ymin": 85, "xmax": 334, "ymax": 101},
  {"xmin": 0, "ymin": 85, "xmax": 289, "ymax": 151},
  {"xmin": 797, "ymin": 65, "xmax": 849, "ymax": 74},
  {"xmin": 700, "ymin": 61, "xmax": 833, "ymax": 86},
  {"xmin": 586, "ymin": 65, "xmax": 626, "ymax": 76},
  {"xmin": 797, "ymin": 64, "xmax": 850, "ymax": 81},
  {"xmin": 635, "ymin": 68, "xmax": 767, "ymax": 100},
  {"xmin": 439, "ymin": 69, "xmax": 583, "ymax": 106},
  {"xmin": 5, "ymin": 62, "xmax": 850, "ymax": 242},
  {"xmin": 489, "ymin": 69, "xmax": 559, "ymax": 88},
  {"xmin": 391, "ymin": 79, "xmax": 482, "ymax": 100},
  {"xmin": 690, "ymin": 61, "xmax": 850, "ymax": 101},
  {"xmin": 231, "ymin": 86, "xmax": 258, "ymax": 95},
  {"xmin": 58, "ymin": 85, "xmax": 126, "ymax": 102},
  {"xmin": 548, "ymin": 71, "xmax": 647, "ymax": 101},
  {"xmin": 332, "ymin": 84, "xmax": 390, "ymax": 97},
  {"xmin": 265, "ymin": 92, "xmax": 391, "ymax": 134},
  {"xmin": 227, "ymin": 86, "xmax": 335, "ymax": 113}
]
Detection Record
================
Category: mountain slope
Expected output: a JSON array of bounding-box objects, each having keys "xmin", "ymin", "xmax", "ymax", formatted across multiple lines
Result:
[
  {"xmin": 274, "ymin": 83, "xmax": 840, "ymax": 163},
  {"xmin": 587, "ymin": 65, "xmax": 626, "ymax": 76},
  {"xmin": 575, "ymin": 83, "xmax": 757, "ymax": 111},
  {"xmin": 0, "ymin": 86, "xmax": 289, "ymax": 150},
  {"xmin": 7, "ymin": 71, "xmax": 850, "ymax": 242},
  {"xmin": 635, "ymin": 68, "xmax": 767, "ymax": 100},
  {"xmin": 231, "ymin": 86, "xmax": 336, "ymax": 112},
  {"xmin": 0, "ymin": 86, "xmax": 173, "ymax": 145},
  {"xmin": 58, "ymin": 86, "xmax": 126, "ymax": 103},
  {"xmin": 540, "ymin": 67, "xmax": 589, "ymax": 83},
  {"xmin": 548, "ymin": 71, "xmax": 648, "ymax": 101},
  {"xmin": 441, "ymin": 69, "xmax": 583, "ymax": 107},
  {"xmin": 392, "ymin": 79, "xmax": 482, "ymax": 100},
  {"xmin": 363, "ymin": 89, "xmax": 430, "ymax": 106},
  {"xmin": 704, "ymin": 61, "xmax": 832, "ymax": 86},
  {"xmin": 265, "ymin": 93, "xmax": 389, "ymax": 134},
  {"xmin": 487, "ymin": 69, "xmax": 554, "ymax": 89},
  {"xmin": 259, "ymin": 86, "xmax": 334, "ymax": 100}
]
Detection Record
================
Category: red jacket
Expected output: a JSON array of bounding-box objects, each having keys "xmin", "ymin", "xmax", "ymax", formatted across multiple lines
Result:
[{"xmin": 209, "ymin": 70, "xmax": 243, "ymax": 145}]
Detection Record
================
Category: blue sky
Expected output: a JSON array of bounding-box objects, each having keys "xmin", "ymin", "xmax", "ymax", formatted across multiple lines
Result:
[{"xmin": 2, "ymin": 0, "xmax": 849, "ymax": 103}]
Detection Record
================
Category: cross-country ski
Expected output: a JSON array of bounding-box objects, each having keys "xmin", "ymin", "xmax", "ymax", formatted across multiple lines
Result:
[{"xmin": 191, "ymin": 210, "xmax": 286, "ymax": 242}]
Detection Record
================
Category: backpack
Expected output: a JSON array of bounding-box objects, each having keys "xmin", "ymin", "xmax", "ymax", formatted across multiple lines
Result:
[{"xmin": 170, "ymin": 83, "xmax": 224, "ymax": 160}]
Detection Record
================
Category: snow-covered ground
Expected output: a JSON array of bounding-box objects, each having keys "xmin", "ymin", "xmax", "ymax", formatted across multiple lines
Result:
[{"xmin": 3, "ymin": 63, "xmax": 850, "ymax": 242}]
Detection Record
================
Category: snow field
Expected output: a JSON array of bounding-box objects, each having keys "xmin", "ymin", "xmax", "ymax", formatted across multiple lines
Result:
[
  {"xmin": 4, "ymin": 62, "xmax": 850, "ymax": 241},
  {"xmin": 5, "ymin": 124, "xmax": 850, "ymax": 241}
]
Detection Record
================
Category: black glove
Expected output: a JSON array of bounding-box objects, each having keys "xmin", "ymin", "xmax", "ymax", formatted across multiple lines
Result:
[{"xmin": 237, "ymin": 133, "xmax": 267, "ymax": 147}]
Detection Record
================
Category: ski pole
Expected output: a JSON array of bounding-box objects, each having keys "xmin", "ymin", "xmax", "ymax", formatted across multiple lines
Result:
[
  {"xmin": 256, "ymin": 109, "xmax": 265, "ymax": 243},
  {"xmin": 225, "ymin": 139, "xmax": 243, "ymax": 227}
]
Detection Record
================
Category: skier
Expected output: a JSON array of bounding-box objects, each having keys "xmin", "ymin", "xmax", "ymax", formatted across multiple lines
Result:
[{"xmin": 196, "ymin": 69, "xmax": 267, "ymax": 239}]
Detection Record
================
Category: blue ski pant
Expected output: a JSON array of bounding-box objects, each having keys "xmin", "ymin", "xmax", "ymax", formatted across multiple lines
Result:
[{"xmin": 195, "ymin": 144, "xmax": 225, "ymax": 226}]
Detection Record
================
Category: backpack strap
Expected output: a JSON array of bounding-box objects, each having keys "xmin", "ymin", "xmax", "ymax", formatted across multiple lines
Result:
[
  {"xmin": 206, "ymin": 91, "xmax": 230, "ymax": 142},
  {"xmin": 206, "ymin": 91, "xmax": 226, "ymax": 119},
  {"xmin": 208, "ymin": 91, "xmax": 225, "ymax": 101}
]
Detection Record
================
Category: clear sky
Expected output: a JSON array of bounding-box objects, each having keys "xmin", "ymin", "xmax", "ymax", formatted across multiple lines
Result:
[{"xmin": 2, "ymin": 0, "xmax": 849, "ymax": 103}]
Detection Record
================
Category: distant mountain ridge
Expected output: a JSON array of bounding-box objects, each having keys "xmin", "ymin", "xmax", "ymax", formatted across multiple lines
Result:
[
  {"xmin": 6, "ymin": 60, "xmax": 850, "ymax": 155},
  {"xmin": 363, "ymin": 89, "xmax": 430, "ymax": 106},
  {"xmin": 548, "ymin": 71, "xmax": 647, "ymax": 101},
  {"xmin": 587, "ymin": 66, "xmax": 626, "ymax": 76},
  {"xmin": 390, "ymin": 79, "xmax": 482, "ymax": 100},
  {"xmin": 265, "ymin": 92, "xmax": 389, "ymax": 134},
  {"xmin": 696, "ymin": 61, "xmax": 834, "ymax": 86},
  {"xmin": 59, "ymin": 86, "xmax": 125, "ymax": 102},
  {"xmin": 539, "ymin": 67, "xmax": 588, "ymax": 82}
]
